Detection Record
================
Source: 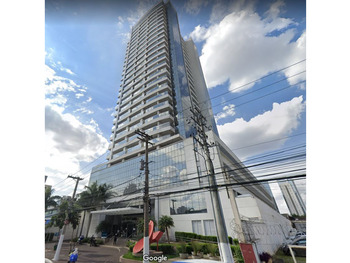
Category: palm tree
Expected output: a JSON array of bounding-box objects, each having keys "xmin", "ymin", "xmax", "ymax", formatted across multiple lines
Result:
[
  {"xmin": 45, "ymin": 187, "xmax": 61, "ymax": 211},
  {"xmin": 76, "ymin": 181, "xmax": 115, "ymax": 237},
  {"xmin": 158, "ymin": 215, "xmax": 174, "ymax": 243},
  {"xmin": 48, "ymin": 198, "xmax": 80, "ymax": 231}
]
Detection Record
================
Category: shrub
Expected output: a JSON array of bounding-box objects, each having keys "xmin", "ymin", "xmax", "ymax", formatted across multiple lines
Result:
[
  {"xmin": 207, "ymin": 243, "xmax": 218, "ymax": 256},
  {"xmin": 175, "ymin": 231, "xmax": 232, "ymax": 244},
  {"xmin": 129, "ymin": 243, "xmax": 135, "ymax": 252},
  {"xmin": 150, "ymin": 244, "xmax": 176, "ymax": 255},
  {"xmin": 45, "ymin": 233, "xmax": 54, "ymax": 242},
  {"xmin": 259, "ymin": 252, "xmax": 272, "ymax": 262},
  {"xmin": 201, "ymin": 243, "xmax": 209, "ymax": 254},
  {"xmin": 126, "ymin": 240, "xmax": 136, "ymax": 248},
  {"xmin": 185, "ymin": 244, "xmax": 193, "ymax": 254},
  {"xmin": 191, "ymin": 241, "xmax": 201, "ymax": 254},
  {"xmin": 177, "ymin": 242, "xmax": 187, "ymax": 253},
  {"xmin": 233, "ymin": 238, "xmax": 239, "ymax": 245},
  {"xmin": 231, "ymin": 245, "xmax": 244, "ymax": 263},
  {"xmin": 96, "ymin": 239, "xmax": 104, "ymax": 245}
]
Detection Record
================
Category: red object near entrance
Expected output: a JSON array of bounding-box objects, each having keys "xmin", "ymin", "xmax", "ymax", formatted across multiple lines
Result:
[
  {"xmin": 239, "ymin": 243, "xmax": 258, "ymax": 263},
  {"xmin": 133, "ymin": 221, "xmax": 164, "ymax": 254}
]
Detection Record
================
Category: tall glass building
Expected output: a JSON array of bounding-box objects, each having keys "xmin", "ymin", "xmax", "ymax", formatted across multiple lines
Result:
[{"xmin": 85, "ymin": 1, "xmax": 292, "ymax": 252}]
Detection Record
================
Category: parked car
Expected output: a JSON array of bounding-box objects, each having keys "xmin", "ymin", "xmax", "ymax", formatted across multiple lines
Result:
[{"xmin": 282, "ymin": 236, "xmax": 306, "ymax": 257}]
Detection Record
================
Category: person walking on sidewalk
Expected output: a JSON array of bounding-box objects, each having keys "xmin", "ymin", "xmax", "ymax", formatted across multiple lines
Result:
[
  {"xmin": 113, "ymin": 230, "xmax": 120, "ymax": 245},
  {"xmin": 68, "ymin": 248, "xmax": 78, "ymax": 263}
]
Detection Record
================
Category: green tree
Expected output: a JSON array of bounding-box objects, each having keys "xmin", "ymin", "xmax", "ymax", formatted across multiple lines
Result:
[
  {"xmin": 48, "ymin": 198, "xmax": 80, "ymax": 230},
  {"xmin": 95, "ymin": 220, "xmax": 113, "ymax": 234},
  {"xmin": 159, "ymin": 215, "xmax": 174, "ymax": 243},
  {"xmin": 45, "ymin": 187, "xmax": 61, "ymax": 211},
  {"xmin": 76, "ymin": 181, "xmax": 115, "ymax": 237},
  {"xmin": 136, "ymin": 217, "xmax": 157, "ymax": 236}
]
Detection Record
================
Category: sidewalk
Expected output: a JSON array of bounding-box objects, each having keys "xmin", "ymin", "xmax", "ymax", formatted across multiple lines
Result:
[{"xmin": 45, "ymin": 240, "xmax": 197, "ymax": 263}]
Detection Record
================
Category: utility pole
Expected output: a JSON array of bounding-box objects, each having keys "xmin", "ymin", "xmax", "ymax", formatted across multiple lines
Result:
[
  {"xmin": 53, "ymin": 175, "xmax": 83, "ymax": 261},
  {"xmin": 135, "ymin": 129, "xmax": 153, "ymax": 263},
  {"xmin": 190, "ymin": 107, "xmax": 235, "ymax": 263},
  {"xmin": 224, "ymin": 170, "xmax": 246, "ymax": 243}
]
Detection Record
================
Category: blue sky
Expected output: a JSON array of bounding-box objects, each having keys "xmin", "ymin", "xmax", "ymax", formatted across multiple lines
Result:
[{"xmin": 45, "ymin": 0, "xmax": 306, "ymax": 214}]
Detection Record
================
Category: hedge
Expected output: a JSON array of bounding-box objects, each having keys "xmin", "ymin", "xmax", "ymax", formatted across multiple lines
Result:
[
  {"xmin": 128, "ymin": 243, "xmax": 176, "ymax": 255},
  {"xmin": 231, "ymin": 245, "xmax": 244, "ymax": 263},
  {"xmin": 175, "ymin": 231, "xmax": 236, "ymax": 245},
  {"xmin": 45, "ymin": 233, "xmax": 54, "ymax": 242}
]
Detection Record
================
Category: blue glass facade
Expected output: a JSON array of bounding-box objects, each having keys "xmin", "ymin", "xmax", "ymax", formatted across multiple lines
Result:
[
  {"xmin": 91, "ymin": 141, "xmax": 188, "ymax": 193},
  {"xmin": 166, "ymin": 2, "xmax": 195, "ymax": 138}
]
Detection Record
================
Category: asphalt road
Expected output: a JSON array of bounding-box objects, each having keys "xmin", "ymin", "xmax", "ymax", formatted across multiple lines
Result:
[{"xmin": 45, "ymin": 239, "xmax": 129, "ymax": 263}]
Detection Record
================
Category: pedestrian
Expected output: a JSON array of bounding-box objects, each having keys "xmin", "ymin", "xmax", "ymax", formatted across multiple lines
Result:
[
  {"xmin": 113, "ymin": 230, "xmax": 119, "ymax": 245},
  {"xmin": 68, "ymin": 248, "xmax": 78, "ymax": 263},
  {"xmin": 78, "ymin": 234, "xmax": 84, "ymax": 244},
  {"xmin": 90, "ymin": 235, "xmax": 97, "ymax": 247}
]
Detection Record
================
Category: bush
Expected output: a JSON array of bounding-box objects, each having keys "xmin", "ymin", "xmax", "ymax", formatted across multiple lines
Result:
[
  {"xmin": 231, "ymin": 245, "xmax": 244, "ymax": 263},
  {"xmin": 201, "ymin": 243, "xmax": 209, "ymax": 254},
  {"xmin": 185, "ymin": 244, "xmax": 193, "ymax": 254},
  {"xmin": 175, "ymin": 231, "xmax": 232, "ymax": 244},
  {"xmin": 176, "ymin": 242, "xmax": 187, "ymax": 253},
  {"xmin": 126, "ymin": 240, "xmax": 136, "ymax": 248},
  {"xmin": 259, "ymin": 252, "xmax": 272, "ymax": 262},
  {"xmin": 45, "ymin": 233, "xmax": 54, "ymax": 242},
  {"xmin": 207, "ymin": 243, "xmax": 218, "ymax": 256},
  {"xmin": 129, "ymin": 243, "xmax": 135, "ymax": 252},
  {"xmin": 150, "ymin": 243, "xmax": 176, "ymax": 255}
]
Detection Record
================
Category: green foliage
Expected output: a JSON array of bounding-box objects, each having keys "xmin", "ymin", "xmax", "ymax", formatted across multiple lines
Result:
[
  {"xmin": 176, "ymin": 242, "xmax": 187, "ymax": 253},
  {"xmin": 233, "ymin": 238, "xmax": 239, "ymax": 245},
  {"xmin": 158, "ymin": 215, "xmax": 174, "ymax": 231},
  {"xmin": 191, "ymin": 240, "xmax": 204, "ymax": 254},
  {"xmin": 95, "ymin": 220, "xmax": 113, "ymax": 234},
  {"xmin": 207, "ymin": 243, "xmax": 218, "ymax": 256},
  {"xmin": 129, "ymin": 243, "xmax": 135, "ymax": 252},
  {"xmin": 159, "ymin": 215, "xmax": 175, "ymax": 243},
  {"xmin": 231, "ymin": 245, "xmax": 244, "ymax": 263},
  {"xmin": 185, "ymin": 244, "xmax": 193, "ymax": 254},
  {"xmin": 77, "ymin": 181, "xmax": 115, "ymax": 210},
  {"xmin": 45, "ymin": 233, "xmax": 54, "ymax": 242},
  {"xmin": 175, "ymin": 231, "xmax": 233, "ymax": 244},
  {"xmin": 45, "ymin": 187, "xmax": 61, "ymax": 211},
  {"xmin": 123, "ymin": 251, "xmax": 143, "ymax": 261},
  {"xmin": 136, "ymin": 217, "xmax": 157, "ymax": 235},
  {"xmin": 200, "ymin": 243, "xmax": 209, "ymax": 254},
  {"xmin": 48, "ymin": 199, "xmax": 80, "ymax": 229},
  {"xmin": 150, "ymin": 244, "xmax": 176, "ymax": 255},
  {"xmin": 126, "ymin": 240, "xmax": 136, "ymax": 248}
]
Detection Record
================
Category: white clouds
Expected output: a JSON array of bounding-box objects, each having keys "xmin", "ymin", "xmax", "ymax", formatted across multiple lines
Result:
[
  {"xmin": 184, "ymin": 0, "xmax": 209, "ymax": 15},
  {"xmin": 45, "ymin": 105, "xmax": 108, "ymax": 182},
  {"xmin": 189, "ymin": 25, "xmax": 209, "ymax": 42},
  {"xmin": 215, "ymin": 104, "xmax": 236, "ymax": 122},
  {"xmin": 45, "ymin": 65, "xmax": 79, "ymax": 96},
  {"xmin": 191, "ymin": 1, "xmax": 306, "ymax": 92},
  {"xmin": 217, "ymin": 96, "xmax": 305, "ymax": 160},
  {"xmin": 45, "ymin": 63, "xmax": 108, "ymax": 191}
]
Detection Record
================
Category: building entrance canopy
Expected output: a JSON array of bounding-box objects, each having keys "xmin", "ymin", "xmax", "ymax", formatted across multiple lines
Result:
[{"xmin": 90, "ymin": 207, "xmax": 143, "ymax": 216}]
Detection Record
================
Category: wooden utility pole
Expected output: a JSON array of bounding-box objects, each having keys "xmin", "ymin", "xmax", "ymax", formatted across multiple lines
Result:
[
  {"xmin": 135, "ymin": 129, "xmax": 153, "ymax": 263},
  {"xmin": 190, "ymin": 107, "xmax": 235, "ymax": 263},
  {"xmin": 53, "ymin": 175, "xmax": 83, "ymax": 261}
]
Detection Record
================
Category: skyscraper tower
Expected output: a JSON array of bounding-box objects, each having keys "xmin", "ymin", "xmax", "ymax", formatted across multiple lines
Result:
[
  {"xmin": 87, "ymin": 0, "xmax": 291, "ymax": 257},
  {"xmin": 107, "ymin": 1, "xmax": 217, "ymax": 165},
  {"xmin": 279, "ymin": 180, "xmax": 306, "ymax": 216}
]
